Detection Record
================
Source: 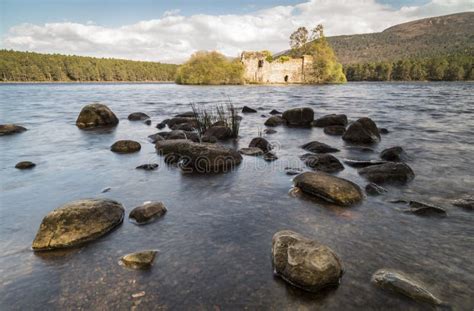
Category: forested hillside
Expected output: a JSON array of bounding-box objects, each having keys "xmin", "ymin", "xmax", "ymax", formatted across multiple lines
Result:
[{"xmin": 0, "ymin": 50, "xmax": 178, "ymax": 82}]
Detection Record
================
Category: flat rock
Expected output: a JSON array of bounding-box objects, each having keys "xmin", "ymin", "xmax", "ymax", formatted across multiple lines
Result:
[
  {"xmin": 129, "ymin": 202, "xmax": 167, "ymax": 224},
  {"xmin": 380, "ymin": 146, "xmax": 407, "ymax": 162},
  {"xmin": 272, "ymin": 230, "xmax": 343, "ymax": 293},
  {"xmin": 303, "ymin": 154, "xmax": 344, "ymax": 173},
  {"xmin": 406, "ymin": 201, "xmax": 447, "ymax": 216},
  {"xmin": 342, "ymin": 117, "xmax": 380, "ymax": 144},
  {"xmin": 136, "ymin": 163, "xmax": 159, "ymax": 171},
  {"xmin": 301, "ymin": 141, "xmax": 339, "ymax": 153},
  {"xmin": 32, "ymin": 199, "xmax": 124, "ymax": 250},
  {"xmin": 111, "ymin": 140, "xmax": 141, "ymax": 153},
  {"xmin": 242, "ymin": 106, "xmax": 257, "ymax": 113},
  {"xmin": 120, "ymin": 250, "xmax": 157, "ymax": 269},
  {"xmin": 128, "ymin": 112, "xmax": 150, "ymax": 121},
  {"xmin": 282, "ymin": 107, "xmax": 314, "ymax": 127},
  {"xmin": 324, "ymin": 125, "xmax": 346, "ymax": 136},
  {"xmin": 312, "ymin": 114, "xmax": 348, "ymax": 127},
  {"xmin": 0, "ymin": 124, "xmax": 27, "ymax": 136},
  {"xmin": 249, "ymin": 137, "xmax": 272, "ymax": 153},
  {"xmin": 15, "ymin": 161, "xmax": 36, "ymax": 169},
  {"xmin": 343, "ymin": 159, "xmax": 388, "ymax": 168},
  {"xmin": 264, "ymin": 115, "xmax": 286, "ymax": 127},
  {"xmin": 359, "ymin": 162, "xmax": 415, "ymax": 184},
  {"xmin": 452, "ymin": 195, "xmax": 474, "ymax": 210},
  {"xmin": 365, "ymin": 183, "xmax": 387, "ymax": 196},
  {"xmin": 239, "ymin": 147, "xmax": 264, "ymax": 156},
  {"xmin": 76, "ymin": 103, "xmax": 119, "ymax": 129},
  {"xmin": 293, "ymin": 172, "xmax": 363, "ymax": 206}
]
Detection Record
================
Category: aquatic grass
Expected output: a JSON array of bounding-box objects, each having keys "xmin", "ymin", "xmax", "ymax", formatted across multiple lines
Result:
[{"xmin": 191, "ymin": 99, "xmax": 240, "ymax": 140}]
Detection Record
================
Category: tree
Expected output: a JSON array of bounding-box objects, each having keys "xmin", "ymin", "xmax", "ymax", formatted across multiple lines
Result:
[{"xmin": 290, "ymin": 27, "xmax": 309, "ymax": 52}]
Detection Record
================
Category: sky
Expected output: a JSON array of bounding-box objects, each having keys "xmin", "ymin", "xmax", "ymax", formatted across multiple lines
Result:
[{"xmin": 1, "ymin": 0, "xmax": 472, "ymax": 63}]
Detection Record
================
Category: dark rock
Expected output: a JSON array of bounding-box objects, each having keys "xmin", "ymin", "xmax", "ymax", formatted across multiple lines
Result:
[
  {"xmin": 406, "ymin": 201, "xmax": 447, "ymax": 216},
  {"xmin": 359, "ymin": 162, "xmax": 415, "ymax": 184},
  {"xmin": 342, "ymin": 117, "xmax": 380, "ymax": 144},
  {"xmin": 175, "ymin": 111, "xmax": 195, "ymax": 118},
  {"xmin": 263, "ymin": 152, "xmax": 278, "ymax": 162},
  {"xmin": 120, "ymin": 250, "xmax": 157, "ymax": 270},
  {"xmin": 148, "ymin": 133, "xmax": 165, "ymax": 143},
  {"xmin": 0, "ymin": 124, "xmax": 27, "ymax": 136},
  {"xmin": 128, "ymin": 112, "xmax": 150, "ymax": 121},
  {"xmin": 129, "ymin": 202, "xmax": 167, "ymax": 224},
  {"xmin": 452, "ymin": 195, "xmax": 474, "ymax": 210},
  {"xmin": 211, "ymin": 120, "xmax": 226, "ymax": 127},
  {"xmin": 76, "ymin": 103, "xmax": 119, "ymax": 129},
  {"xmin": 293, "ymin": 172, "xmax": 363, "ymax": 206},
  {"xmin": 136, "ymin": 163, "xmax": 159, "ymax": 171},
  {"xmin": 239, "ymin": 147, "xmax": 264, "ymax": 156},
  {"xmin": 264, "ymin": 129, "xmax": 277, "ymax": 134},
  {"xmin": 272, "ymin": 230, "xmax": 343, "ymax": 293},
  {"xmin": 282, "ymin": 107, "xmax": 314, "ymax": 126},
  {"xmin": 270, "ymin": 109, "xmax": 282, "ymax": 115},
  {"xmin": 144, "ymin": 119, "xmax": 152, "ymax": 125},
  {"xmin": 312, "ymin": 114, "xmax": 348, "ymax": 127},
  {"xmin": 285, "ymin": 167, "xmax": 303, "ymax": 175},
  {"xmin": 201, "ymin": 135, "xmax": 217, "ymax": 143},
  {"xmin": 301, "ymin": 141, "xmax": 339, "ymax": 153},
  {"xmin": 324, "ymin": 125, "xmax": 346, "ymax": 136},
  {"xmin": 157, "ymin": 130, "xmax": 199, "ymax": 142},
  {"xmin": 32, "ymin": 199, "xmax": 124, "ymax": 250},
  {"xmin": 264, "ymin": 115, "xmax": 286, "ymax": 127},
  {"xmin": 372, "ymin": 269, "xmax": 444, "ymax": 306},
  {"xmin": 343, "ymin": 159, "xmax": 388, "ymax": 168},
  {"xmin": 111, "ymin": 140, "xmax": 141, "ymax": 153},
  {"xmin": 101, "ymin": 187, "xmax": 111, "ymax": 193},
  {"xmin": 379, "ymin": 128, "xmax": 389, "ymax": 134},
  {"xmin": 204, "ymin": 126, "xmax": 233, "ymax": 140},
  {"xmin": 345, "ymin": 146, "xmax": 375, "ymax": 153},
  {"xmin": 249, "ymin": 137, "xmax": 272, "ymax": 153},
  {"xmin": 156, "ymin": 120, "xmax": 168, "ymax": 129},
  {"xmin": 171, "ymin": 123, "xmax": 196, "ymax": 131},
  {"xmin": 303, "ymin": 154, "xmax": 344, "ymax": 173},
  {"xmin": 380, "ymin": 146, "xmax": 407, "ymax": 162},
  {"xmin": 261, "ymin": 114, "xmax": 267, "ymax": 118},
  {"xmin": 365, "ymin": 183, "xmax": 387, "ymax": 196},
  {"xmin": 167, "ymin": 117, "xmax": 197, "ymax": 128},
  {"xmin": 15, "ymin": 161, "xmax": 36, "ymax": 169},
  {"xmin": 242, "ymin": 106, "xmax": 257, "ymax": 113}
]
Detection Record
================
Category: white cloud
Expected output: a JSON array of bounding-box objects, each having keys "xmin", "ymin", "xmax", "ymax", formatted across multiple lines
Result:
[{"xmin": 2, "ymin": 0, "xmax": 473, "ymax": 63}]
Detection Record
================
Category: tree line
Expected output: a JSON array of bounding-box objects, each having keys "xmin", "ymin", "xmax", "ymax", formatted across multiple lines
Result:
[{"xmin": 0, "ymin": 50, "xmax": 178, "ymax": 82}]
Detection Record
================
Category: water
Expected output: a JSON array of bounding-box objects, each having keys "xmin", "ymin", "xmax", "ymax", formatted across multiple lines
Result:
[{"xmin": 0, "ymin": 82, "xmax": 473, "ymax": 310}]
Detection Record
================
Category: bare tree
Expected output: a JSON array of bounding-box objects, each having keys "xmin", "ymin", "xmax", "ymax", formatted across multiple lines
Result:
[
  {"xmin": 289, "ymin": 27, "xmax": 309, "ymax": 51},
  {"xmin": 310, "ymin": 24, "xmax": 325, "ymax": 41}
]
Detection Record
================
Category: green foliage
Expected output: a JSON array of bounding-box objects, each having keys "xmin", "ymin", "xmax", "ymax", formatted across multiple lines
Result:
[
  {"xmin": 175, "ymin": 51, "xmax": 244, "ymax": 85},
  {"xmin": 0, "ymin": 49, "xmax": 177, "ymax": 82},
  {"xmin": 278, "ymin": 56, "xmax": 290, "ymax": 63},
  {"xmin": 261, "ymin": 50, "xmax": 273, "ymax": 63}
]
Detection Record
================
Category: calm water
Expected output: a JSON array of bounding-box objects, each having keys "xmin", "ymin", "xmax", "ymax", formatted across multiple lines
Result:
[{"xmin": 0, "ymin": 82, "xmax": 473, "ymax": 310}]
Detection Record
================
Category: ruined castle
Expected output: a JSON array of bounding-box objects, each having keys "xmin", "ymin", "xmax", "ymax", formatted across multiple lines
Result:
[{"xmin": 240, "ymin": 51, "xmax": 314, "ymax": 84}]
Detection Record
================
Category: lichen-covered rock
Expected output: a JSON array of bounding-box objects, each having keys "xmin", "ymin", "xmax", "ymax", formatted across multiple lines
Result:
[
  {"xmin": 312, "ymin": 114, "xmax": 348, "ymax": 127},
  {"xmin": 371, "ymin": 269, "xmax": 444, "ymax": 306},
  {"xmin": 129, "ymin": 202, "xmax": 167, "ymax": 224},
  {"xmin": 380, "ymin": 146, "xmax": 407, "ymax": 162},
  {"xmin": 204, "ymin": 126, "xmax": 233, "ymax": 140},
  {"xmin": 303, "ymin": 154, "xmax": 344, "ymax": 173},
  {"xmin": 32, "ymin": 199, "xmax": 124, "ymax": 250},
  {"xmin": 120, "ymin": 250, "xmax": 157, "ymax": 269},
  {"xmin": 324, "ymin": 125, "xmax": 346, "ymax": 136},
  {"xmin": 293, "ymin": 172, "xmax": 363, "ymax": 206},
  {"xmin": 301, "ymin": 141, "xmax": 339, "ymax": 153},
  {"xmin": 342, "ymin": 117, "xmax": 380, "ymax": 144},
  {"xmin": 15, "ymin": 161, "xmax": 36, "ymax": 169},
  {"xmin": 111, "ymin": 140, "xmax": 141, "ymax": 153},
  {"xmin": 239, "ymin": 147, "xmax": 264, "ymax": 156},
  {"xmin": 128, "ymin": 112, "xmax": 150, "ymax": 121},
  {"xmin": 76, "ymin": 103, "xmax": 119, "ymax": 129},
  {"xmin": 0, "ymin": 124, "xmax": 27, "ymax": 136},
  {"xmin": 282, "ymin": 107, "xmax": 314, "ymax": 126},
  {"xmin": 264, "ymin": 115, "xmax": 286, "ymax": 127},
  {"xmin": 358, "ymin": 162, "xmax": 415, "ymax": 184},
  {"xmin": 272, "ymin": 230, "xmax": 344, "ymax": 293},
  {"xmin": 249, "ymin": 137, "xmax": 272, "ymax": 153},
  {"xmin": 242, "ymin": 106, "xmax": 257, "ymax": 113}
]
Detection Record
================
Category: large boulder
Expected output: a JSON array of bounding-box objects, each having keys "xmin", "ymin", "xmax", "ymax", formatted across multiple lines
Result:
[
  {"xmin": 282, "ymin": 108, "xmax": 314, "ymax": 126},
  {"xmin": 342, "ymin": 117, "xmax": 380, "ymax": 144},
  {"xmin": 249, "ymin": 137, "xmax": 272, "ymax": 153},
  {"xmin": 110, "ymin": 140, "xmax": 141, "ymax": 153},
  {"xmin": 293, "ymin": 172, "xmax": 363, "ymax": 206},
  {"xmin": 380, "ymin": 146, "xmax": 407, "ymax": 162},
  {"xmin": 32, "ymin": 199, "xmax": 124, "ymax": 250},
  {"xmin": 264, "ymin": 116, "xmax": 286, "ymax": 127},
  {"xmin": 303, "ymin": 154, "xmax": 344, "ymax": 173},
  {"xmin": 155, "ymin": 139, "xmax": 242, "ymax": 173},
  {"xmin": 76, "ymin": 103, "xmax": 119, "ymax": 129},
  {"xmin": 301, "ymin": 141, "xmax": 339, "ymax": 153},
  {"xmin": 272, "ymin": 230, "xmax": 344, "ymax": 293},
  {"xmin": 120, "ymin": 250, "xmax": 157, "ymax": 270},
  {"xmin": 312, "ymin": 114, "xmax": 348, "ymax": 127},
  {"xmin": 359, "ymin": 162, "xmax": 415, "ymax": 184},
  {"xmin": 371, "ymin": 269, "xmax": 444, "ymax": 306},
  {"xmin": 204, "ymin": 126, "xmax": 233, "ymax": 140},
  {"xmin": 128, "ymin": 112, "xmax": 150, "ymax": 121},
  {"xmin": 129, "ymin": 202, "xmax": 167, "ymax": 224},
  {"xmin": 0, "ymin": 124, "xmax": 27, "ymax": 136}
]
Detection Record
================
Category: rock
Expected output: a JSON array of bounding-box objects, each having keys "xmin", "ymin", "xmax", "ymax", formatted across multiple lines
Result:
[
  {"xmin": 264, "ymin": 115, "xmax": 286, "ymax": 127},
  {"xmin": 129, "ymin": 202, "xmax": 167, "ymax": 224},
  {"xmin": 155, "ymin": 140, "xmax": 242, "ymax": 173},
  {"xmin": 345, "ymin": 146, "xmax": 375, "ymax": 153},
  {"xmin": 201, "ymin": 135, "xmax": 217, "ymax": 143},
  {"xmin": 0, "ymin": 124, "xmax": 27, "ymax": 136},
  {"xmin": 249, "ymin": 137, "xmax": 272, "ymax": 153},
  {"xmin": 111, "ymin": 140, "xmax": 141, "ymax": 153},
  {"xmin": 32, "ymin": 199, "xmax": 124, "ymax": 250},
  {"xmin": 264, "ymin": 129, "xmax": 277, "ymax": 134},
  {"xmin": 157, "ymin": 130, "xmax": 199, "ymax": 142},
  {"xmin": 293, "ymin": 172, "xmax": 363, "ymax": 206},
  {"xmin": 263, "ymin": 152, "xmax": 278, "ymax": 162},
  {"xmin": 239, "ymin": 147, "xmax": 264, "ymax": 156},
  {"xmin": 342, "ymin": 117, "xmax": 380, "ymax": 144},
  {"xmin": 272, "ymin": 230, "xmax": 344, "ymax": 293},
  {"xmin": 406, "ymin": 201, "xmax": 447, "ymax": 216},
  {"xmin": 164, "ymin": 153, "xmax": 181, "ymax": 165},
  {"xmin": 380, "ymin": 146, "xmax": 407, "ymax": 162},
  {"xmin": 15, "ymin": 161, "xmax": 36, "ymax": 169},
  {"xmin": 365, "ymin": 183, "xmax": 387, "ymax": 196},
  {"xmin": 76, "ymin": 103, "xmax": 119, "ymax": 129},
  {"xmin": 242, "ymin": 106, "xmax": 257, "ymax": 113},
  {"xmin": 167, "ymin": 117, "xmax": 197, "ymax": 128},
  {"xmin": 171, "ymin": 123, "xmax": 196, "ymax": 131},
  {"xmin": 204, "ymin": 126, "xmax": 233, "ymax": 140},
  {"xmin": 282, "ymin": 107, "xmax": 314, "ymax": 126},
  {"xmin": 303, "ymin": 154, "xmax": 344, "ymax": 173},
  {"xmin": 148, "ymin": 133, "xmax": 165, "ymax": 143},
  {"xmin": 301, "ymin": 141, "xmax": 339, "ymax": 153},
  {"xmin": 261, "ymin": 114, "xmax": 267, "ymax": 118},
  {"xmin": 101, "ymin": 187, "xmax": 111, "ymax": 193},
  {"xmin": 379, "ymin": 128, "xmax": 389, "ymax": 134},
  {"xmin": 285, "ymin": 167, "xmax": 303, "ymax": 175},
  {"xmin": 452, "ymin": 195, "xmax": 474, "ymax": 210},
  {"xmin": 175, "ymin": 111, "xmax": 195, "ymax": 118},
  {"xmin": 144, "ymin": 119, "xmax": 152, "ymax": 126},
  {"xmin": 359, "ymin": 162, "xmax": 415, "ymax": 184},
  {"xmin": 343, "ymin": 159, "xmax": 388, "ymax": 168},
  {"xmin": 270, "ymin": 109, "xmax": 282, "ymax": 115},
  {"xmin": 211, "ymin": 120, "xmax": 226, "ymax": 127},
  {"xmin": 136, "ymin": 163, "xmax": 159, "ymax": 171},
  {"xmin": 128, "ymin": 112, "xmax": 150, "ymax": 121},
  {"xmin": 371, "ymin": 269, "xmax": 444, "ymax": 306},
  {"xmin": 120, "ymin": 250, "xmax": 157, "ymax": 270},
  {"xmin": 156, "ymin": 120, "xmax": 168, "ymax": 129},
  {"xmin": 312, "ymin": 114, "xmax": 348, "ymax": 127},
  {"xmin": 324, "ymin": 125, "xmax": 346, "ymax": 136}
]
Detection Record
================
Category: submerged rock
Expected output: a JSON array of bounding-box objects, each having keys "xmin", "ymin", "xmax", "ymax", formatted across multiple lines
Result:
[
  {"xmin": 249, "ymin": 137, "xmax": 272, "ymax": 153},
  {"xmin": 204, "ymin": 126, "xmax": 233, "ymax": 140},
  {"xmin": 342, "ymin": 117, "xmax": 380, "ymax": 144},
  {"xmin": 293, "ymin": 172, "xmax": 363, "ymax": 206},
  {"xmin": 359, "ymin": 162, "xmax": 415, "ymax": 184},
  {"xmin": 144, "ymin": 119, "xmax": 152, "ymax": 126},
  {"xmin": 343, "ymin": 159, "xmax": 388, "ymax": 168},
  {"xmin": 301, "ymin": 141, "xmax": 339, "ymax": 153},
  {"xmin": 282, "ymin": 107, "xmax": 314, "ymax": 126},
  {"xmin": 312, "ymin": 114, "xmax": 348, "ymax": 127},
  {"xmin": 303, "ymin": 154, "xmax": 344, "ymax": 173},
  {"xmin": 148, "ymin": 133, "xmax": 165, "ymax": 143},
  {"xmin": 285, "ymin": 167, "xmax": 303, "ymax": 175},
  {"xmin": 120, "ymin": 250, "xmax": 157, "ymax": 270},
  {"xmin": 371, "ymin": 269, "xmax": 444, "ymax": 306},
  {"xmin": 129, "ymin": 202, "xmax": 167, "ymax": 224},
  {"xmin": 270, "ymin": 109, "xmax": 282, "ymax": 115},
  {"xmin": 406, "ymin": 201, "xmax": 447, "ymax": 216},
  {"xmin": 264, "ymin": 129, "xmax": 277, "ymax": 134},
  {"xmin": 365, "ymin": 183, "xmax": 387, "ymax": 196},
  {"xmin": 452, "ymin": 195, "xmax": 474, "ymax": 210},
  {"xmin": 264, "ymin": 115, "xmax": 286, "ymax": 127},
  {"xmin": 111, "ymin": 140, "xmax": 141, "ymax": 153},
  {"xmin": 242, "ymin": 106, "xmax": 257, "ymax": 113},
  {"xmin": 128, "ymin": 112, "xmax": 150, "ymax": 121},
  {"xmin": 0, "ymin": 124, "xmax": 27, "ymax": 136},
  {"xmin": 239, "ymin": 147, "xmax": 264, "ymax": 156},
  {"xmin": 272, "ymin": 230, "xmax": 344, "ymax": 293},
  {"xmin": 15, "ymin": 161, "xmax": 36, "ymax": 169},
  {"xmin": 379, "ymin": 128, "xmax": 390, "ymax": 134},
  {"xmin": 32, "ymin": 199, "xmax": 124, "ymax": 251},
  {"xmin": 136, "ymin": 163, "xmax": 159, "ymax": 171},
  {"xmin": 263, "ymin": 152, "xmax": 278, "ymax": 162},
  {"xmin": 324, "ymin": 125, "xmax": 346, "ymax": 136},
  {"xmin": 156, "ymin": 120, "xmax": 168, "ymax": 129},
  {"xmin": 76, "ymin": 103, "xmax": 119, "ymax": 129},
  {"xmin": 380, "ymin": 146, "xmax": 407, "ymax": 162}
]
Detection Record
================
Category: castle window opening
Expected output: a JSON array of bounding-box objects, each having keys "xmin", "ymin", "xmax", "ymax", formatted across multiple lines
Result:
[
  {"xmin": 258, "ymin": 60, "xmax": 264, "ymax": 68},
  {"xmin": 284, "ymin": 75, "xmax": 289, "ymax": 82}
]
